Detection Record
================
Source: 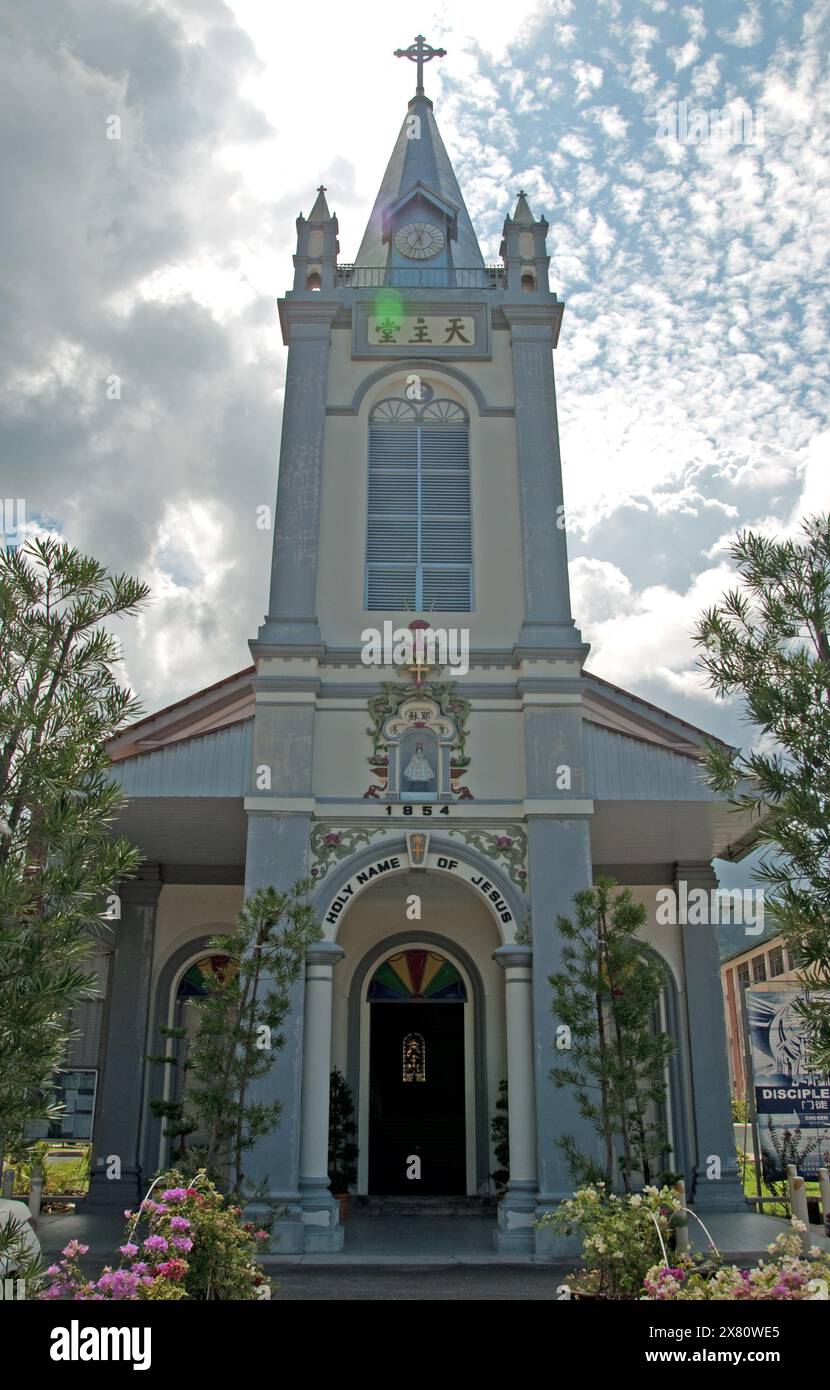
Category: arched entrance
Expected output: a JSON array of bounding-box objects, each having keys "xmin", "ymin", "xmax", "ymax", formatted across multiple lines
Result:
[
  {"xmin": 367, "ymin": 948, "xmax": 467, "ymax": 1194},
  {"xmin": 314, "ymin": 839, "xmax": 525, "ymax": 1201}
]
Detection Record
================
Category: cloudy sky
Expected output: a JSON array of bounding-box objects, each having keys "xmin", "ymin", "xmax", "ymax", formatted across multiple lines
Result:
[{"xmin": 2, "ymin": 0, "xmax": 828, "ymax": 771}]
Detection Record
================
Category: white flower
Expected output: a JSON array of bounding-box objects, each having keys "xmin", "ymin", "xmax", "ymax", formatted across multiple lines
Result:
[
  {"xmin": 630, "ymin": 1194, "xmax": 642, "ymax": 1208},
  {"xmin": 791, "ymin": 1218, "xmax": 807, "ymax": 1233}
]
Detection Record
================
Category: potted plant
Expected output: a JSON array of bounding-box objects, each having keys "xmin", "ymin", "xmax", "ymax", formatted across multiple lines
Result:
[
  {"xmin": 490, "ymin": 1079, "xmax": 509, "ymax": 1194},
  {"xmin": 328, "ymin": 1069, "xmax": 358, "ymax": 1221}
]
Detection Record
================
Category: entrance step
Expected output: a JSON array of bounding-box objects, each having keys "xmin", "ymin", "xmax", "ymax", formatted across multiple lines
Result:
[{"xmin": 354, "ymin": 1195, "xmax": 498, "ymax": 1218}]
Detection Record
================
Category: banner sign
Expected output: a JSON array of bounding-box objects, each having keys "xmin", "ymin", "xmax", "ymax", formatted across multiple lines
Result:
[{"xmin": 746, "ymin": 988, "xmax": 830, "ymax": 1179}]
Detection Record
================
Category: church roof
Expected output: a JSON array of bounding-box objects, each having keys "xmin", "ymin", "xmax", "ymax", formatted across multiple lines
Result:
[
  {"xmin": 355, "ymin": 94, "xmax": 484, "ymax": 269},
  {"xmin": 108, "ymin": 663, "xmax": 728, "ymax": 765},
  {"xmin": 106, "ymin": 665, "xmax": 761, "ymax": 864}
]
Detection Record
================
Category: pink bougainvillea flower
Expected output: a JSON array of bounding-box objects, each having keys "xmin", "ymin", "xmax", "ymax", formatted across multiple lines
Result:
[
  {"xmin": 61, "ymin": 1240, "xmax": 89, "ymax": 1258},
  {"xmin": 169, "ymin": 1216, "xmax": 191, "ymax": 1231},
  {"xmin": 143, "ymin": 1235, "xmax": 169, "ymax": 1252}
]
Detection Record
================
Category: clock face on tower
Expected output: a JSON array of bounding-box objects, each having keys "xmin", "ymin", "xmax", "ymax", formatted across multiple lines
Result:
[{"xmin": 394, "ymin": 221, "xmax": 446, "ymax": 260}]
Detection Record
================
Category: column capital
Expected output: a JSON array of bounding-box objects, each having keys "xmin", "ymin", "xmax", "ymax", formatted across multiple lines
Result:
[
  {"xmin": 493, "ymin": 944, "xmax": 533, "ymax": 971},
  {"xmin": 501, "ymin": 301, "xmax": 563, "ymax": 345},
  {"xmin": 306, "ymin": 941, "xmax": 345, "ymax": 968},
  {"xmin": 278, "ymin": 298, "xmax": 340, "ymax": 343},
  {"xmin": 119, "ymin": 864, "xmax": 162, "ymax": 907}
]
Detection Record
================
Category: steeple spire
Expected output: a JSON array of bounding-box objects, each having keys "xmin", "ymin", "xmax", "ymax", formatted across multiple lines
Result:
[
  {"xmin": 308, "ymin": 185, "xmax": 331, "ymax": 221},
  {"xmin": 355, "ymin": 82, "xmax": 484, "ymax": 269}
]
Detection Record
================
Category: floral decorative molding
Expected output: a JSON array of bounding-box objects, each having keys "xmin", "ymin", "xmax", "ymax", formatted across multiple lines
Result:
[
  {"xmin": 309, "ymin": 825, "xmax": 384, "ymax": 879},
  {"xmin": 445, "ymin": 825, "xmax": 528, "ymax": 890},
  {"xmin": 309, "ymin": 822, "xmax": 528, "ymax": 894}
]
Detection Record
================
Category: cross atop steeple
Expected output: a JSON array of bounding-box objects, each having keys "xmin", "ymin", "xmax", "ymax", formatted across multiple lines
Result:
[{"xmin": 394, "ymin": 33, "xmax": 447, "ymax": 97}]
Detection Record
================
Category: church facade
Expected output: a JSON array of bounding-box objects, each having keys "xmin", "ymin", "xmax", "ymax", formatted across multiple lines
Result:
[{"xmin": 85, "ymin": 49, "xmax": 752, "ymax": 1253}]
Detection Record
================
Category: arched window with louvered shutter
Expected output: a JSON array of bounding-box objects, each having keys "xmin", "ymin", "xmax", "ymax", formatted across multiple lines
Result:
[{"xmin": 365, "ymin": 396, "xmax": 472, "ymax": 611}]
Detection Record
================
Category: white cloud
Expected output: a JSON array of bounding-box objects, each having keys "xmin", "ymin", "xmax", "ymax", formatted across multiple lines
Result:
[
  {"xmin": 719, "ymin": 3, "xmax": 764, "ymax": 48},
  {"xmin": 573, "ymin": 60, "xmax": 605, "ymax": 102}
]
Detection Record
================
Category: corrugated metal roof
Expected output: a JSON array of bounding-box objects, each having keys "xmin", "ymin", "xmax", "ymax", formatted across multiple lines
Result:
[
  {"xmin": 109, "ymin": 721, "xmax": 252, "ymax": 798},
  {"xmin": 585, "ymin": 723, "xmax": 716, "ymax": 801}
]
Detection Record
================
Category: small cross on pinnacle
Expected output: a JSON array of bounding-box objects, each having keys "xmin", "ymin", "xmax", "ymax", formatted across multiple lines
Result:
[{"xmin": 394, "ymin": 34, "xmax": 447, "ymax": 97}]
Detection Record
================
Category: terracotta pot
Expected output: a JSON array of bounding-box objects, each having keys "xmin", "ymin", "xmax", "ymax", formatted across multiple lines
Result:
[{"xmin": 334, "ymin": 1192, "xmax": 350, "ymax": 1222}]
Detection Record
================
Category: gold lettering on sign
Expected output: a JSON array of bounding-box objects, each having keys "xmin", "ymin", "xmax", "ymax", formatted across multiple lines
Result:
[{"xmin": 369, "ymin": 315, "xmax": 476, "ymax": 347}]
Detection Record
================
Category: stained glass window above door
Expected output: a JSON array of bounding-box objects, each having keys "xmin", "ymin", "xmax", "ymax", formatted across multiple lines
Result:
[{"xmin": 367, "ymin": 949, "xmax": 466, "ymax": 1002}]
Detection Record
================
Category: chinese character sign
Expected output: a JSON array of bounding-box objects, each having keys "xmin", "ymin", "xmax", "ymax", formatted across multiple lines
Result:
[
  {"xmin": 747, "ymin": 988, "xmax": 830, "ymax": 1179},
  {"xmin": 368, "ymin": 314, "xmax": 475, "ymax": 347}
]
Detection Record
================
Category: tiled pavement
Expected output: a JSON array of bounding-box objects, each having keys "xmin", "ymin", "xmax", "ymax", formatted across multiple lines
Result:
[{"xmin": 37, "ymin": 1202, "xmax": 830, "ymax": 1274}]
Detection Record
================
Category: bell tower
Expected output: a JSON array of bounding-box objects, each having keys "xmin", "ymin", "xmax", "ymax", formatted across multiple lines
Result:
[{"xmin": 245, "ymin": 37, "xmax": 596, "ymax": 1255}]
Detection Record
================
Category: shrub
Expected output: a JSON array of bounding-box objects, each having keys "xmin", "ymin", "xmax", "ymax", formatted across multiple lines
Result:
[
  {"xmin": 541, "ymin": 1183, "xmax": 686, "ymax": 1300},
  {"xmin": 39, "ymin": 1169, "xmax": 271, "ymax": 1301},
  {"xmin": 643, "ymin": 1223, "xmax": 830, "ymax": 1300}
]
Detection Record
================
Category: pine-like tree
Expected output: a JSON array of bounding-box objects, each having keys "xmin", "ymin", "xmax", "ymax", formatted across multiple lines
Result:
[
  {"xmin": 550, "ymin": 878, "xmax": 675, "ymax": 1190},
  {"xmin": 149, "ymin": 882, "xmax": 321, "ymax": 1197},
  {"xmin": 0, "ymin": 539, "xmax": 147, "ymax": 1160},
  {"xmin": 694, "ymin": 515, "xmax": 830, "ymax": 1070}
]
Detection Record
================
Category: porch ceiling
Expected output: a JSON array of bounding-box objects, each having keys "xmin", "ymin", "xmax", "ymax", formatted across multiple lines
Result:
[
  {"xmin": 108, "ymin": 796, "xmax": 756, "ymax": 878},
  {"xmin": 111, "ymin": 797, "xmax": 247, "ymax": 867},
  {"xmin": 589, "ymin": 798, "xmax": 757, "ymax": 866}
]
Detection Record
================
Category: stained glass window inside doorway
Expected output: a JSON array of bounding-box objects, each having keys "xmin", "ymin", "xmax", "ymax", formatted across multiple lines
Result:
[{"xmin": 402, "ymin": 1032, "xmax": 426, "ymax": 1082}]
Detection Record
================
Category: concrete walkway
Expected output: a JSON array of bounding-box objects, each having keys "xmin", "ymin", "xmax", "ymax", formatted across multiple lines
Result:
[{"xmin": 36, "ymin": 1203, "xmax": 830, "ymax": 1273}]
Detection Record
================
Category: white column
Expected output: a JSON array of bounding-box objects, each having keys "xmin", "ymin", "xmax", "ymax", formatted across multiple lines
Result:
[
  {"xmin": 493, "ymin": 944, "xmax": 538, "ymax": 1250},
  {"xmin": 299, "ymin": 942, "xmax": 345, "ymax": 1213}
]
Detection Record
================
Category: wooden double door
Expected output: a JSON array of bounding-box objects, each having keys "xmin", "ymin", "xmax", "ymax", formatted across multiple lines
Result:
[{"xmin": 368, "ymin": 1002, "xmax": 466, "ymax": 1195}]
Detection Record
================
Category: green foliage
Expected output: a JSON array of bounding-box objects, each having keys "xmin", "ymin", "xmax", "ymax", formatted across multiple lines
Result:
[
  {"xmin": 731, "ymin": 1095, "xmax": 749, "ymax": 1124},
  {"xmin": 694, "ymin": 515, "xmax": 830, "ymax": 1070},
  {"xmin": 490, "ymin": 1078, "xmax": 509, "ymax": 1190},
  {"xmin": 0, "ymin": 539, "xmax": 148, "ymax": 1159},
  {"xmin": 148, "ymin": 883, "xmax": 321, "ymax": 1197},
  {"xmin": 0, "ymin": 1209, "xmax": 44, "ymax": 1291},
  {"xmin": 327, "ymin": 1069, "xmax": 358, "ymax": 1193},
  {"xmin": 4, "ymin": 1145, "xmax": 90, "ymax": 1198},
  {"xmin": 549, "ymin": 877, "xmax": 676, "ymax": 1191}
]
